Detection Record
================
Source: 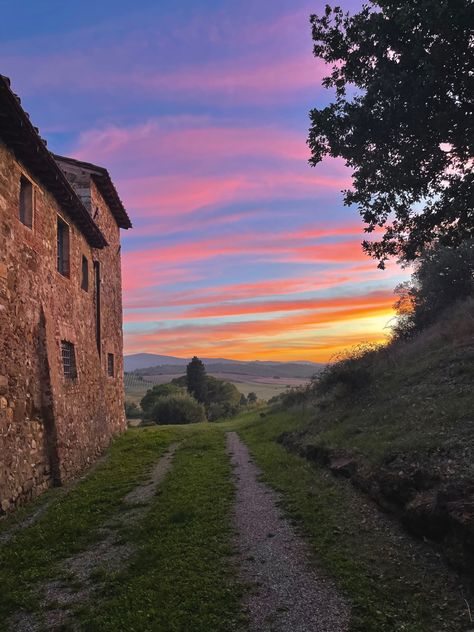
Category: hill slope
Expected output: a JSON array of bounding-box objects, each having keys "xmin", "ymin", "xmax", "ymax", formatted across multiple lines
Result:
[
  {"xmin": 280, "ymin": 299, "xmax": 474, "ymax": 578},
  {"xmin": 125, "ymin": 354, "xmax": 323, "ymax": 379}
]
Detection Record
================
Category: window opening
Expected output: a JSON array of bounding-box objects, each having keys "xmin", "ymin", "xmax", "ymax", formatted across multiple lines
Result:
[
  {"xmin": 57, "ymin": 217, "xmax": 70, "ymax": 277},
  {"xmin": 94, "ymin": 261, "xmax": 101, "ymax": 355},
  {"xmin": 61, "ymin": 341, "xmax": 77, "ymax": 379},
  {"xmin": 19, "ymin": 175, "xmax": 34, "ymax": 228},
  {"xmin": 107, "ymin": 353, "xmax": 115, "ymax": 377},
  {"xmin": 81, "ymin": 255, "xmax": 89, "ymax": 291}
]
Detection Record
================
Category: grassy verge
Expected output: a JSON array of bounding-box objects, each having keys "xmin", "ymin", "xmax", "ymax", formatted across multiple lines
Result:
[
  {"xmin": 75, "ymin": 425, "xmax": 245, "ymax": 632},
  {"xmin": 0, "ymin": 427, "xmax": 182, "ymax": 622},
  {"xmin": 230, "ymin": 410, "xmax": 471, "ymax": 632}
]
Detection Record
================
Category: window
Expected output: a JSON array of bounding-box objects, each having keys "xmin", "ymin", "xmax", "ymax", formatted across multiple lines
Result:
[
  {"xmin": 94, "ymin": 261, "xmax": 101, "ymax": 355},
  {"xmin": 19, "ymin": 175, "xmax": 34, "ymax": 228},
  {"xmin": 81, "ymin": 255, "xmax": 89, "ymax": 291},
  {"xmin": 61, "ymin": 341, "xmax": 77, "ymax": 379},
  {"xmin": 57, "ymin": 217, "xmax": 70, "ymax": 277},
  {"xmin": 107, "ymin": 353, "xmax": 115, "ymax": 377}
]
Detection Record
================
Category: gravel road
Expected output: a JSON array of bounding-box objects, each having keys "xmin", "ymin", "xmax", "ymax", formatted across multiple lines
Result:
[{"xmin": 227, "ymin": 431, "xmax": 350, "ymax": 632}]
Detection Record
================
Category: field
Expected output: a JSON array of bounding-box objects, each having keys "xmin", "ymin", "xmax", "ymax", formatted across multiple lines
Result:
[{"xmin": 124, "ymin": 371, "xmax": 310, "ymax": 405}]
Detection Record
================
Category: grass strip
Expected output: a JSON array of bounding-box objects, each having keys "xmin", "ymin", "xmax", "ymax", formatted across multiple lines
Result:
[
  {"xmin": 232, "ymin": 410, "xmax": 469, "ymax": 632},
  {"xmin": 75, "ymin": 424, "xmax": 245, "ymax": 632},
  {"xmin": 0, "ymin": 426, "xmax": 181, "ymax": 622}
]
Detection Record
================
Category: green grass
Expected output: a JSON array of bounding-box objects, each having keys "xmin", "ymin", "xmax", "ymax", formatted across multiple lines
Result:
[
  {"xmin": 76, "ymin": 425, "xmax": 245, "ymax": 631},
  {"xmin": 0, "ymin": 424, "xmax": 245, "ymax": 632},
  {"xmin": 298, "ymin": 332, "xmax": 474, "ymax": 476},
  {"xmin": 0, "ymin": 427, "xmax": 186, "ymax": 622},
  {"xmin": 1, "ymin": 408, "xmax": 471, "ymax": 631},
  {"xmin": 228, "ymin": 410, "xmax": 470, "ymax": 632}
]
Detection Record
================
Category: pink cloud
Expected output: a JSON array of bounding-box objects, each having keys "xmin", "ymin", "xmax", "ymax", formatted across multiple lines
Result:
[{"xmin": 74, "ymin": 123, "xmax": 312, "ymax": 165}]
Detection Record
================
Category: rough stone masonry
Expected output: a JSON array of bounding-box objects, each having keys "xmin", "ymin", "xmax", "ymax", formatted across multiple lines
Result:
[{"xmin": 0, "ymin": 75, "xmax": 132, "ymax": 513}]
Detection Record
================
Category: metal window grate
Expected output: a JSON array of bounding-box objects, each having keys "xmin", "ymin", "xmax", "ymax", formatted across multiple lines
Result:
[
  {"xmin": 107, "ymin": 353, "xmax": 115, "ymax": 377},
  {"xmin": 61, "ymin": 341, "xmax": 77, "ymax": 379}
]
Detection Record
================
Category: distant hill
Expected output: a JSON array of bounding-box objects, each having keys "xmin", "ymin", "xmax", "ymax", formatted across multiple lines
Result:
[
  {"xmin": 124, "ymin": 353, "xmax": 324, "ymax": 379},
  {"xmin": 124, "ymin": 354, "xmax": 187, "ymax": 371}
]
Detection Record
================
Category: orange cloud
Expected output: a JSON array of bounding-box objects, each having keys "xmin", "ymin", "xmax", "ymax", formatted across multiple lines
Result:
[{"xmin": 124, "ymin": 290, "xmax": 395, "ymax": 362}]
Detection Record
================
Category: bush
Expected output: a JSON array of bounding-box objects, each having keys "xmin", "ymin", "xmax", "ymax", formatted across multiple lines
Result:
[
  {"xmin": 392, "ymin": 239, "xmax": 474, "ymax": 339},
  {"xmin": 140, "ymin": 383, "xmax": 184, "ymax": 416},
  {"xmin": 279, "ymin": 387, "xmax": 310, "ymax": 408},
  {"xmin": 314, "ymin": 343, "xmax": 381, "ymax": 396},
  {"xmin": 150, "ymin": 393, "xmax": 206, "ymax": 425},
  {"xmin": 125, "ymin": 400, "xmax": 141, "ymax": 419}
]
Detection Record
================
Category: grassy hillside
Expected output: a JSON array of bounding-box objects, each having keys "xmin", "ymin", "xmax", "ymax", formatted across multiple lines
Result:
[{"xmin": 279, "ymin": 299, "xmax": 474, "ymax": 577}]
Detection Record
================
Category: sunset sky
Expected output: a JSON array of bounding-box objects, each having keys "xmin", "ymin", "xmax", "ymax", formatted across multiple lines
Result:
[{"xmin": 1, "ymin": 1, "xmax": 408, "ymax": 361}]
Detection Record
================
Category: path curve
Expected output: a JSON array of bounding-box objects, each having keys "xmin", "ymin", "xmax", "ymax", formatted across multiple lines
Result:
[{"xmin": 227, "ymin": 431, "xmax": 350, "ymax": 632}]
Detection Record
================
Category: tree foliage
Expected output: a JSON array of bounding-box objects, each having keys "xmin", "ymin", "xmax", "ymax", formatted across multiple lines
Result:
[
  {"xmin": 150, "ymin": 393, "xmax": 206, "ymax": 425},
  {"xmin": 392, "ymin": 239, "xmax": 474, "ymax": 338},
  {"xmin": 125, "ymin": 400, "xmax": 141, "ymax": 419},
  {"xmin": 186, "ymin": 356, "xmax": 208, "ymax": 403},
  {"xmin": 308, "ymin": 1, "xmax": 473, "ymax": 267},
  {"xmin": 247, "ymin": 392, "xmax": 258, "ymax": 404},
  {"xmin": 140, "ymin": 383, "xmax": 183, "ymax": 416}
]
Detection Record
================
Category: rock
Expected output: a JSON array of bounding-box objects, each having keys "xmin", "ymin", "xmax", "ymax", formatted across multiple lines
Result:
[{"xmin": 329, "ymin": 457, "xmax": 357, "ymax": 478}]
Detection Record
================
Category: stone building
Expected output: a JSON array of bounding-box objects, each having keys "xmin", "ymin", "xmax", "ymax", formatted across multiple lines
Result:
[{"xmin": 0, "ymin": 75, "xmax": 132, "ymax": 513}]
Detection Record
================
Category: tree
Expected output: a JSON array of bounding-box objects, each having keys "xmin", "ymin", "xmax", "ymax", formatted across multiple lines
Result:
[
  {"xmin": 247, "ymin": 392, "xmax": 258, "ymax": 404},
  {"xmin": 239, "ymin": 393, "xmax": 248, "ymax": 406},
  {"xmin": 140, "ymin": 383, "xmax": 183, "ymax": 416},
  {"xmin": 186, "ymin": 356, "xmax": 207, "ymax": 403},
  {"xmin": 308, "ymin": 1, "xmax": 473, "ymax": 268},
  {"xmin": 150, "ymin": 393, "xmax": 206, "ymax": 425},
  {"xmin": 125, "ymin": 400, "xmax": 141, "ymax": 419},
  {"xmin": 392, "ymin": 239, "xmax": 474, "ymax": 338}
]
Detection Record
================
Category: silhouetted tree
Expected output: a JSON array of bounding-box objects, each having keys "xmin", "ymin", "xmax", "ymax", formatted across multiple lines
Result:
[
  {"xmin": 247, "ymin": 392, "xmax": 257, "ymax": 404},
  {"xmin": 392, "ymin": 239, "xmax": 474, "ymax": 338},
  {"xmin": 308, "ymin": 1, "xmax": 473, "ymax": 268},
  {"xmin": 186, "ymin": 356, "xmax": 207, "ymax": 403}
]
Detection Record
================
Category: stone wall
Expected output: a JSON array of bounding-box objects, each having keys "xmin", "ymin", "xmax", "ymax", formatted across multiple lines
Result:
[{"xmin": 0, "ymin": 140, "xmax": 126, "ymax": 512}]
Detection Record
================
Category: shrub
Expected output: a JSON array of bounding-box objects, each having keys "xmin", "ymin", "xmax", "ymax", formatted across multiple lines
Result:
[
  {"xmin": 247, "ymin": 392, "xmax": 258, "ymax": 404},
  {"xmin": 150, "ymin": 393, "xmax": 206, "ymax": 425},
  {"xmin": 279, "ymin": 387, "xmax": 310, "ymax": 408},
  {"xmin": 125, "ymin": 400, "xmax": 141, "ymax": 419},
  {"xmin": 392, "ymin": 239, "xmax": 474, "ymax": 339},
  {"xmin": 140, "ymin": 383, "xmax": 184, "ymax": 416},
  {"xmin": 314, "ymin": 343, "xmax": 381, "ymax": 396}
]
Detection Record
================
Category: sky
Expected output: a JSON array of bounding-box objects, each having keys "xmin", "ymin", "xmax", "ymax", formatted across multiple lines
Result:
[{"xmin": 1, "ymin": 0, "xmax": 408, "ymax": 362}]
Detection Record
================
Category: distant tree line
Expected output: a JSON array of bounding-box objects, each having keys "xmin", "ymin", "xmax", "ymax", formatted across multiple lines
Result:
[{"xmin": 137, "ymin": 356, "xmax": 260, "ymax": 425}]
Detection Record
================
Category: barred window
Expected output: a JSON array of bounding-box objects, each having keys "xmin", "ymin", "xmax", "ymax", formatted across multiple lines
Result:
[
  {"xmin": 19, "ymin": 175, "xmax": 34, "ymax": 228},
  {"xmin": 61, "ymin": 341, "xmax": 77, "ymax": 379},
  {"xmin": 107, "ymin": 353, "xmax": 115, "ymax": 377}
]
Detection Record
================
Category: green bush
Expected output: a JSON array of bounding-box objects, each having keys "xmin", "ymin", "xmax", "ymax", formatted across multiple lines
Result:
[
  {"xmin": 150, "ymin": 393, "xmax": 206, "ymax": 425},
  {"xmin": 315, "ymin": 344, "xmax": 381, "ymax": 396},
  {"xmin": 140, "ymin": 383, "xmax": 184, "ymax": 416},
  {"xmin": 125, "ymin": 400, "xmax": 141, "ymax": 419},
  {"xmin": 392, "ymin": 239, "xmax": 474, "ymax": 339}
]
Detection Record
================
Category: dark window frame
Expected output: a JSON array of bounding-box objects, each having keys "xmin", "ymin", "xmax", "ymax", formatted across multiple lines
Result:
[
  {"xmin": 81, "ymin": 255, "xmax": 89, "ymax": 291},
  {"xmin": 94, "ymin": 260, "xmax": 101, "ymax": 355},
  {"xmin": 61, "ymin": 340, "xmax": 77, "ymax": 379},
  {"xmin": 107, "ymin": 353, "xmax": 115, "ymax": 377},
  {"xmin": 57, "ymin": 216, "xmax": 70, "ymax": 278},
  {"xmin": 19, "ymin": 175, "xmax": 34, "ymax": 229}
]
